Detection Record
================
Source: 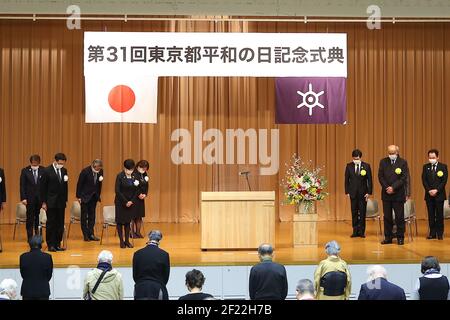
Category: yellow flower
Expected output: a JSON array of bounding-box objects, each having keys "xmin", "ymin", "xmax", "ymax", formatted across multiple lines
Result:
[
  {"xmin": 360, "ymin": 169, "xmax": 367, "ymax": 176},
  {"xmin": 395, "ymin": 168, "xmax": 402, "ymax": 175},
  {"xmin": 437, "ymin": 170, "xmax": 444, "ymax": 177}
]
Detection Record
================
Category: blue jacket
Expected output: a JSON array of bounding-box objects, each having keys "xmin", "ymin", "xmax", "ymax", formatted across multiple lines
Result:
[{"xmin": 358, "ymin": 277, "xmax": 406, "ymax": 300}]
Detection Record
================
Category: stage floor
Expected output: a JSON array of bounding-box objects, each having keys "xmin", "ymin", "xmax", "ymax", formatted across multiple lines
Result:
[{"xmin": 1, "ymin": 220, "xmax": 450, "ymax": 268}]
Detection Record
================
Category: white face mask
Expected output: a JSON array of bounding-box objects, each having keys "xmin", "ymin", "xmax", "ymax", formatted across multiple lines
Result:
[
  {"xmin": 31, "ymin": 165, "xmax": 39, "ymax": 170},
  {"xmin": 388, "ymin": 154, "xmax": 397, "ymax": 161},
  {"xmin": 429, "ymin": 159, "xmax": 437, "ymax": 165},
  {"xmin": 137, "ymin": 168, "xmax": 146, "ymax": 174},
  {"xmin": 92, "ymin": 168, "xmax": 100, "ymax": 174},
  {"xmin": 353, "ymin": 160, "xmax": 361, "ymax": 165},
  {"xmin": 55, "ymin": 164, "xmax": 64, "ymax": 169},
  {"xmin": 125, "ymin": 169, "xmax": 134, "ymax": 176}
]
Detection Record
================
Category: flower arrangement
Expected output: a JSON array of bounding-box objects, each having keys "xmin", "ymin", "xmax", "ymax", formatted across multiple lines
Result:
[
  {"xmin": 437, "ymin": 171, "xmax": 444, "ymax": 178},
  {"xmin": 281, "ymin": 154, "xmax": 328, "ymax": 214}
]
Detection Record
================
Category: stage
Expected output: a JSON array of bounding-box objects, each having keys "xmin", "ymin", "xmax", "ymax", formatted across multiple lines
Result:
[{"xmin": 1, "ymin": 220, "xmax": 450, "ymax": 269}]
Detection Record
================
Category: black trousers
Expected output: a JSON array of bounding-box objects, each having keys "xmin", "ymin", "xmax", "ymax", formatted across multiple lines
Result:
[
  {"xmin": 80, "ymin": 198, "xmax": 97, "ymax": 238},
  {"xmin": 426, "ymin": 199, "xmax": 444, "ymax": 237},
  {"xmin": 383, "ymin": 201, "xmax": 405, "ymax": 239},
  {"xmin": 26, "ymin": 197, "xmax": 41, "ymax": 241},
  {"xmin": 22, "ymin": 296, "xmax": 49, "ymax": 300},
  {"xmin": 46, "ymin": 207, "xmax": 65, "ymax": 248},
  {"xmin": 350, "ymin": 196, "xmax": 367, "ymax": 235}
]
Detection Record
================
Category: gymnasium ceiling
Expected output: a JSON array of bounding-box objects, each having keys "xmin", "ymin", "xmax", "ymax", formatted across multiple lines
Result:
[{"xmin": 0, "ymin": 0, "xmax": 449, "ymax": 17}]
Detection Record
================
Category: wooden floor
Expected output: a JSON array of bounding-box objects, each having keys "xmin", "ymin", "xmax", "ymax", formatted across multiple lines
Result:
[{"xmin": 1, "ymin": 220, "xmax": 450, "ymax": 268}]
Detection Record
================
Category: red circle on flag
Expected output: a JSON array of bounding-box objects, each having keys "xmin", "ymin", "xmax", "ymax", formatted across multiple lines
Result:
[{"xmin": 108, "ymin": 85, "xmax": 136, "ymax": 113}]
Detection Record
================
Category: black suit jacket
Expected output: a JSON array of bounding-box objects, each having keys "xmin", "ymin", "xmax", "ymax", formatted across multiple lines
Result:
[
  {"xmin": 20, "ymin": 165, "xmax": 44, "ymax": 202},
  {"xmin": 378, "ymin": 157, "xmax": 409, "ymax": 202},
  {"xmin": 358, "ymin": 278, "xmax": 406, "ymax": 300},
  {"xmin": 20, "ymin": 248, "xmax": 53, "ymax": 298},
  {"xmin": 132, "ymin": 244, "xmax": 170, "ymax": 286},
  {"xmin": 344, "ymin": 162, "xmax": 373, "ymax": 199},
  {"xmin": 422, "ymin": 162, "xmax": 448, "ymax": 202},
  {"xmin": 0, "ymin": 168, "xmax": 5, "ymax": 203},
  {"xmin": 249, "ymin": 260, "xmax": 288, "ymax": 300},
  {"xmin": 76, "ymin": 166, "xmax": 103, "ymax": 203},
  {"xmin": 40, "ymin": 165, "xmax": 68, "ymax": 209}
]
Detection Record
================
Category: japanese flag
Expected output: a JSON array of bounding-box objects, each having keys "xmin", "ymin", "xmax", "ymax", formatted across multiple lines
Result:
[{"xmin": 85, "ymin": 75, "xmax": 158, "ymax": 123}]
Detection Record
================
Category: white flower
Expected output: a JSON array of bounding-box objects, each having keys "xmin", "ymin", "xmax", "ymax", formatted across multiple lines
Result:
[
  {"xmin": 0, "ymin": 177, "xmax": 2, "ymax": 183},
  {"xmin": 144, "ymin": 176, "xmax": 149, "ymax": 182},
  {"xmin": 98, "ymin": 176, "xmax": 104, "ymax": 182},
  {"xmin": 63, "ymin": 175, "xmax": 69, "ymax": 182},
  {"xmin": 134, "ymin": 180, "xmax": 139, "ymax": 186}
]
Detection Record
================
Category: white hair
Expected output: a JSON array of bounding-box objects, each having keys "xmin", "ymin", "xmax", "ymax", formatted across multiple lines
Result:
[
  {"xmin": 367, "ymin": 265, "xmax": 387, "ymax": 282},
  {"xmin": 325, "ymin": 240, "xmax": 341, "ymax": 256},
  {"xmin": 0, "ymin": 279, "xmax": 18, "ymax": 299},
  {"xmin": 97, "ymin": 250, "xmax": 113, "ymax": 264}
]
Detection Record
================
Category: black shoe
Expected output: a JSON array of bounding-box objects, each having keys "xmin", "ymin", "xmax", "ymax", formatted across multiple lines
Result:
[
  {"xmin": 381, "ymin": 239, "xmax": 393, "ymax": 245},
  {"xmin": 55, "ymin": 247, "xmax": 66, "ymax": 251},
  {"xmin": 89, "ymin": 235, "xmax": 100, "ymax": 241},
  {"xmin": 136, "ymin": 233, "xmax": 144, "ymax": 239},
  {"xmin": 359, "ymin": 234, "xmax": 366, "ymax": 238},
  {"xmin": 83, "ymin": 236, "xmax": 91, "ymax": 242},
  {"xmin": 426, "ymin": 235, "xmax": 436, "ymax": 240},
  {"xmin": 397, "ymin": 238, "xmax": 404, "ymax": 245},
  {"xmin": 350, "ymin": 234, "xmax": 359, "ymax": 238},
  {"xmin": 124, "ymin": 242, "xmax": 134, "ymax": 248},
  {"xmin": 120, "ymin": 242, "xmax": 126, "ymax": 249},
  {"xmin": 48, "ymin": 247, "xmax": 57, "ymax": 252},
  {"xmin": 438, "ymin": 235, "xmax": 444, "ymax": 240}
]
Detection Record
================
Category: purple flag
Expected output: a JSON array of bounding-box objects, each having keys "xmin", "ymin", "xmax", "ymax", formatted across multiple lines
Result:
[{"xmin": 275, "ymin": 77, "xmax": 347, "ymax": 124}]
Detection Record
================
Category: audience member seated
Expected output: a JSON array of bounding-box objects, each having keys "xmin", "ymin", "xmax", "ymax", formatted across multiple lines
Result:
[
  {"xmin": 20, "ymin": 235, "xmax": 53, "ymax": 300},
  {"xmin": 295, "ymin": 279, "xmax": 315, "ymax": 300},
  {"xmin": 411, "ymin": 256, "xmax": 450, "ymax": 300},
  {"xmin": 83, "ymin": 250, "xmax": 123, "ymax": 300},
  {"xmin": 249, "ymin": 243, "xmax": 288, "ymax": 300},
  {"xmin": 358, "ymin": 265, "xmax": 406, "ymax": 300},
  {"xmin": 0, "ymin": 279, "xmax": 18, "ymax": 300},
  {"xmin": 178, "ymin": 269, "xmax": 214, "ymax": 300},
  {"xmin": 133, "ymin": 230, "xmax": 170, "ymax": 300},
  {"xmin": 314, "ymin": 240, "xmax": 351, "ymax": 300}
]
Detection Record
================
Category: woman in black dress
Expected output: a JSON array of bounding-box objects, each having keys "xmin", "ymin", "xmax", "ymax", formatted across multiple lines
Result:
[
  {"xmin": 132, "ymin": 160, "xmax": 149, "ymax": 238},
  {"xmin": 114, "ymin": 159, "xmax": 139, "ymax": 248}
]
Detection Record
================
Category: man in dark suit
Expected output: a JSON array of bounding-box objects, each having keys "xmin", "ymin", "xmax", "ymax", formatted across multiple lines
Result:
[
  {"xmin": 76, "ymin": 159, "xmax": 103, "ymax": 242},
  {"xmin": 345, "ymin": 149, "xmax": 373, "ymax": 238},
  {"xmin": 132, "ymin": 230, "xmax": 170, "ymax": 300},
  {"xmin": 20, "ymin": 154, "xmax": 44, "ymax": 242},
  {"xmin": 422, "ymin": 149, "xmax": 448, "ymax": 240},
  {"xmin": 40, "ymin": 153, "xmax": 68, "ymax": 252},
  {"xmin": 249, "ymin": 243, "xmax": 288, "ymax": 300},
  {"xmin": 378, "ymin": 145, "xmax": 409, "ymax": 245},
  {"xmin": 20, "ymin": 235, "xmax": 53, "ymax": 300},
  {"xmin": 0, "ymin": 166, "xmax": 6, "ymax": 213},
  {"xmin": 358, "ymin": 265, "xmax": 406, "ymax": 300}
]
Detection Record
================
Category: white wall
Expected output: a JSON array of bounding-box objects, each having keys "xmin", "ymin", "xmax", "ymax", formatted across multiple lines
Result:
[{"xmin": 1, "ymin": 263, "xmax": 448, "ymax": 300}]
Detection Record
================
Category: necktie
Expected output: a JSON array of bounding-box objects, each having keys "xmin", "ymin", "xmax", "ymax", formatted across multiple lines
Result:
[
  {"xmin": 432, "ymin": 164, "xmax": 437, "ymax": 177},
  {"xmin": 57, "ymin": 168, "xmax": 62, "ymax": 182},
  {"xmin": 33, "ymin": 170, "xmax": 38, "ymax": 184},
  {"xmin": 391, "ymin": 160, "xmax": 395, "ymax": 165},
  {"xmin": 94, "ymin": 172, "xmax": 97, "ymax": 185},
  {"xmin": 356, "ymin": 164, "xmax": 360, "ymax": 175}
]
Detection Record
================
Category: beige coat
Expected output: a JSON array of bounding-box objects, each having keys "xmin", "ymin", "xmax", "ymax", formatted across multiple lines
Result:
[
  {"xmin": 83, "ymin": 268, "xmax": 124, "ymax": 300},
  {"xmin": 314, "ymin": 255, "xmax": 351, "ymax": 300}
]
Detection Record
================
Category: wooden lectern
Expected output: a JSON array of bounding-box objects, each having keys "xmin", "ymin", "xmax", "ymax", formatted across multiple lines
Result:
[{"xmin": 201, "ymin": 191, "xmax": 275, "ymax": 250}]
